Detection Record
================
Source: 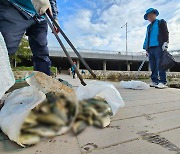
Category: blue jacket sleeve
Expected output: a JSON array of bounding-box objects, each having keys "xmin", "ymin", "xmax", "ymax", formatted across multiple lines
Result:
[
  {"xmin": 49, "ymin": 0, "xmax": 58, "ymax": 19},
  {"xmin": 143, "ymin": 27, "xmax": 148, "ymax": 51}
]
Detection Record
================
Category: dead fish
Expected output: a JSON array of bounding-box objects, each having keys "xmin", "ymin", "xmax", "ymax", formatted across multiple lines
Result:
[
  {"xmin": 24, "ymin": 127, "xmax": 56, "ymax": 137},
  {"xmin": 101, "ymin": 115, "xmax": 111, "ymax": 127},
  {"xmin": 84, "ymin": 107, "xmax": 99, "ymax": 117},
  {"xmin": 94, "ymin": 96, "xmax": 106, "ymax": 101},
  {"xmin": 24, "ymin": 112, "xmax": 37, "ymax": 125},
  {"xmin": 56, "ymin": 98, "xmax": 67, "ymax": 107},
  {"xmin": 34, "ymin": 100, "xmax": 49, "ymax": 112},
  {"xmin": 87, "ymin": 99, "xmax": 109, "ymax": 109},
  {"xmin": 95, "ymin": 115, "xmax": 111, "ymax": 128},
  {"xmin": 79, "ymin": 100, "xmax": 89, "ymax": 107},
  {"xmin": 51, "ymin": 125, "xmax": 61, "ymax": 132},
  {"xmin": 95, "ymin": 102, "xmax": 111, "ymax": 111},
  {"xmin": 21, "ymin": 123, "xmax": 37, "ymax": 130},
  {"xmin": 98, "ymin": 107, "xmax": 113, "ymax": 117},
  {"xmin": 19, "ymin": 134, "xmax": 40, "ymax": 145},
  {"xmin": 56, "ymin": 100, "xmax": 66, "ymax": 110},
  {"xmin": 83, "ymin": 109, "xmax": 93, "ymax": 117},
  {"xmin": 37, "ymin": 114, "xmax": 66, "ymax": 126},
  {"xmin": 72, "ymin": 121, "xmax": 87, "ymax": 135},
  {"xmin": 40, "ymin": 104, "xmax": 52, "ymax": 113},
  {"xmin": 93, "ymin": 120, "xmax": 102, "ymax": 128},
  {"xmin": 87, "ymin": 117, "xmax": 94, "ymax": 126},
  {"xmin": 76, "ymin": 115, "xmax": 87, "ymax": 121},
  {"xmin": 53, "ymin": 106, "xmax": 68, "ymax": 124}
]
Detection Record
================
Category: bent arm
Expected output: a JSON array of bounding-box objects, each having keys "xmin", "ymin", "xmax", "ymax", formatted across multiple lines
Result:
[{"xmin": 161, "ymin": 20, "xmax": 169, "ymax": 43}]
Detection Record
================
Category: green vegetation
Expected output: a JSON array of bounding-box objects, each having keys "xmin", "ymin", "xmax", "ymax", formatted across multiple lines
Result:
[
  {"xmin": 12, "ymin": 66, "xmax": 34, "ymax": 71},
  {"xmin": 9, "ymin": 35, "xmax": 57, "ymax": 75},
  {"xmin": 50, "ymin": 67, "xmax": 57, "ymax": 74},
  {"xmin": 10, "ymin": 36, "xmax": 32, "ymax": 66},
  {"xmin": 13, "ymin": 66, "xmax": 57, "ymax": 74}
]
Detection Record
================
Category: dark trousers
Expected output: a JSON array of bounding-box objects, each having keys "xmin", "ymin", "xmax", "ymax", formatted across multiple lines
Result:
[
  {"xmin": 0, "ymin": 1, "xmax": 51, "ymax": 75},
  {"xmin": 72, "ymin": 71, "xmax": 76, "ymax": 79},
  {"xmin": 149, "ymin": 46, "xmax": 167, "ymax": 84}
]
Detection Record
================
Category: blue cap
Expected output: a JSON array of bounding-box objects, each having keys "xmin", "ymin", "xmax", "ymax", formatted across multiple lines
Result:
[{"xmin": 144, "ymin": 8, "xmax": 159, "ymax": 20}]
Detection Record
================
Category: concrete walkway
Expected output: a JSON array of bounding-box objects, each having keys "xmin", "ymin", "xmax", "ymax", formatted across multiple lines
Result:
[{"xmin": 0, "ymin": 75, "xmax": 180, "ymax": 154}]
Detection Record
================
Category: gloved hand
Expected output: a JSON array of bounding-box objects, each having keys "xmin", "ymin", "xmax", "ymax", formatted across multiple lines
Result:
[
  {"xmin": 162, "ymin": 42, "xmax": 168, "ymax": 51},
  {"xmin": 32, "ymin": 0, "xmax": 52, "ymax": 15}
]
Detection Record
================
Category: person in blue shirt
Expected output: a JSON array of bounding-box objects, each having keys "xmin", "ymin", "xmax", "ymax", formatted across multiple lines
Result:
[
  {"xmin": 143, "ymin": 8, "xmax": 169, "ymax": 89},
  {"xmin": 71, "ymin": 61, "xmax": 77, "ymax": 79},
  {"xmin": 0, "ymin": 0, "xmax": 59, "ymax": 75}
]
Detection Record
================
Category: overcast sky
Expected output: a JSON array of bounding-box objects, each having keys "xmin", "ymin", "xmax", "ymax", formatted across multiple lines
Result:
[{"xmin": 48, "ymin": 0, "xmax": 180, "ymax": 53}]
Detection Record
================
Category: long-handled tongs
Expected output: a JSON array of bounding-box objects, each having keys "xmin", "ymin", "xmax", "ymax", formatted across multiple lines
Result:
[
  {"xmin": 44, "ymin": 12, "xmax": 87, "ymax": 86},
  {"xmin": 45, "ymin": 10, "xmax": 96, "ymax": 84}
]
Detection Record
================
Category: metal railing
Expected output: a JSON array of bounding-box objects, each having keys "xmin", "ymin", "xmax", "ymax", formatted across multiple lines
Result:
[{"xmin": 48, "ymin": 46, "xmax": 180, "ymax": 56}]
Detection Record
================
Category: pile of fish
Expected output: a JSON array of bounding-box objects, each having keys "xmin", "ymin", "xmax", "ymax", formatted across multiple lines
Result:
[
  {"xmin": 19, "ymin": 94, "xmax": 112, "ymax": 146},
  {"xmin": 73, "ymin": 97, "xmax": 113, "ymax": 135},
  {"xmin": 19, "ymin": 92, "xmax": 78, "ymax": 146},
  {"xmin": 0, "ymin": 72, "xmax": 120, "ymax": 147}
]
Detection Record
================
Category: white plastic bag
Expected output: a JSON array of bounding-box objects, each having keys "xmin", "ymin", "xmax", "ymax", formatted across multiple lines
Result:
[
  {"xmin": 0, "ymin": 33, "xmax": 15, "ymax": 99},
  {"xmin": 0, "ymin": 86, "xmax": 46, "ymax": 146},
  {"xmin": 120, "ymin": 80, "xmax": 150, "ymax": 90},
  {"xmin": 76, "ymin": 80, "xmax": 125, "ymax": 116}
]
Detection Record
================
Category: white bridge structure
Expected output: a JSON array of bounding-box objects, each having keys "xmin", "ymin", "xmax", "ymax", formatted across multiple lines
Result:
[{"xmin": 49, "ymin": 47, "xmax": 180, "ymax": 72}]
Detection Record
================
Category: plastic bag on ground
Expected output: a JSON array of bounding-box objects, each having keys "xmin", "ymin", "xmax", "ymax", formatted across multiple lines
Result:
[
  {"xmin": 0, "ymin": 33, "xmax": 15, "ymax": 99},
  {"xmin": 0, "ymin": 86, "xmax": 46, "ymax": 146},
  {"xmin": 120, "ymin": 80, "xmax": 150, "ymax": 90},
  {"xmin": 76, "ymin": 80, "xmax": 125, "ymax": 116}
]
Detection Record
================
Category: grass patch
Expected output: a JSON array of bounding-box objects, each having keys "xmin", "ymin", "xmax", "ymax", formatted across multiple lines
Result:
[{"xmin": 12, "ymin": 66, "xmax": 57, "ymax": 74}]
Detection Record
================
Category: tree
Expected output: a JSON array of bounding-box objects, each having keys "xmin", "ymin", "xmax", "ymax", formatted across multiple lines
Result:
[{"xmin": 10, "ymin": 36, "xmax": 32, "ymax": 67}]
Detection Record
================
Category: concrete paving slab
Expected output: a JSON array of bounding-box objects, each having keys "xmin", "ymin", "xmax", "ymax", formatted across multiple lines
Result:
[
  {"xmin": 0, "ymin": 133, "xmax": 81, "ymax": 154},
  {"xmin": 90, "ymin": 128, "xmax": 180, "ymax": 154},
  {"xmin": 77, "ymin": 110, "xmax": 180, "ymax": 152},
  {"xmin": 112, "ymin": 100, "xmax": 180, "ymax": 121}
]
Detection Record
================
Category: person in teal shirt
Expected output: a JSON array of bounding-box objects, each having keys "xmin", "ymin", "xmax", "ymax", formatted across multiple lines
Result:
[
  {"xmin": 143, "ymin": 8, "xmax": 169, "ymax": 89},
  {"xmin": 0, "ymin": 0, "xmax": 58, "ymax": 75}
]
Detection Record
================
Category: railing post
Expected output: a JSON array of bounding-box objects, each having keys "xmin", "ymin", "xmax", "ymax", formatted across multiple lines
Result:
[{"xmin": 103, "ymin": 60, "xmax": 107, "ymax": 71}]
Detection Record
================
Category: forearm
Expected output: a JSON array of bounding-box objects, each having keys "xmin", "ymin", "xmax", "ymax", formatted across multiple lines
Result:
[
  {"xmin": 164, "ymin": 29, "xmax": 169, "ymax": 43},
  {"xmin": 49, "ymin": 0, "xmax": 58, "ymax": 19},
  {"xmin": 162, "ymin": 21, "xmax": 169, "ymax": 43}
]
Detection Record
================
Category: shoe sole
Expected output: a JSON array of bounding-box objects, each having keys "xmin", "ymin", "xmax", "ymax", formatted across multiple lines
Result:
[
  {"xmin": 150, "ymin": 85, "xmax": 158, "ymax": 88},
  {"xmin": 155, "ymin": 86, "xmax": 168, "ymax": 89}
]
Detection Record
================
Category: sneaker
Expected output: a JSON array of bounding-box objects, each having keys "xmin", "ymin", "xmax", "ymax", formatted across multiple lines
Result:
[
  {"xmin": 149, "ymin": 82, "xmax": 158, "ymax": 87},
  {"xmin": 156, "ymin": 83, "xmax": 168, "ymax": 89}
]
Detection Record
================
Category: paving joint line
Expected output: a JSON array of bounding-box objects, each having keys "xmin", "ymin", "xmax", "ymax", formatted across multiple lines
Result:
[
  {"xmin": 86, "ymin": 126, "xmax": 180, "ymax": 153},
  {"xmin": 112, "ymin": 108, "xmax": 180, "ymax": 122},
  {"xmin": 123, "ymin": 100, "xmax": 180, "ymax": 109}
]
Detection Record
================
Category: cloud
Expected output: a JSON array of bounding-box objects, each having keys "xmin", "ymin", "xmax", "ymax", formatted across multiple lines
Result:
[{"xmin": 48, "ymin": 0, "xmax": 180, "ymax": 52}]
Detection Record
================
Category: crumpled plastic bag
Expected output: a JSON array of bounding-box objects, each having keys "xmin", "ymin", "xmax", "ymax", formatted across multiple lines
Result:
[
  {"xmin": 0, "ymin": 33, "xmax": 15, "ymax": 99},
  {"xmin": 76, "ymin": 80, "xmax": 125, "ymax": 116},
  {"xmin": 0, "ymin": 86, "xmax": 46, "ymax": 146},
  {"xmin": 120, "ymin": 80, "xmax": 150, "ymax": 90}
]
